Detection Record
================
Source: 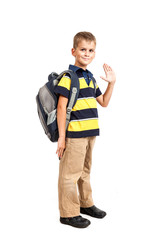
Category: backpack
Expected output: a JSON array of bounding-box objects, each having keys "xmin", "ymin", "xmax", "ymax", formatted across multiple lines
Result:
[{"xmin": 36, "ymin": 70, "xmax": 79, "ymax": 142}]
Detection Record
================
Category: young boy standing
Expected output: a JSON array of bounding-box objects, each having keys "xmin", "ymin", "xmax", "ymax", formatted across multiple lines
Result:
[{"xmin": 54, "ymin": 32, "xmax": 116, "ymax": 228}]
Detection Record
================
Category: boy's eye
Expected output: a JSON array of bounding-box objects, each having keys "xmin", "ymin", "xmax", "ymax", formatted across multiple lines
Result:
[{"xmin": 81, "ymin": 49, "xmax": 94, "ymax": 52}]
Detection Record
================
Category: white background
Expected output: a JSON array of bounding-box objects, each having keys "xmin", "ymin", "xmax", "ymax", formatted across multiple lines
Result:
[{"xmin": 0, "ymin": 0, "xmax": 160, "ymax": 239}]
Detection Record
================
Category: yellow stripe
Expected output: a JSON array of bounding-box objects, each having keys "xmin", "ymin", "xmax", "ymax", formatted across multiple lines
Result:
[
  {"xmin": 89, "ymin": 80, "xmax": 94, "ymax": 88},
  {"xmin": 79, "ymin": 78, "xmax": 88, "ymax": 89},
  {"xmin": 58, "ymin": 76, "xmax": 99, "ymax": 91},
  {"xmin": 72, "ymin": 98, "xmax": 97, "ymax": 111},
  {"xmin": 58, "ymin": 76, "xmax": 71, "ymax": 90},
  {"xmin": 79, "ymin": 78, "xmax": 95, "ymax": 89},
  {"xmin": 68, "ymin": 119, "xmax": 99, "ymax": 132}
]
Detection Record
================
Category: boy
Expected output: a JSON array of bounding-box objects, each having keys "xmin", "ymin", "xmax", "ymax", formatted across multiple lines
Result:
[{"xmin": 54, "ymin": 32, "xmax": 116, "ymax": 228}]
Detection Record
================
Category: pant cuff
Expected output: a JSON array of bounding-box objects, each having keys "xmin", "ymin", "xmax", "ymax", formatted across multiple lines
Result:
[
  {"xmin": 60, "ymin": 209, "xmax": 80, "ymax": 218},
  {"xmin": 80, "ymin": 200, "xmax": 94, "ymax": 208}
]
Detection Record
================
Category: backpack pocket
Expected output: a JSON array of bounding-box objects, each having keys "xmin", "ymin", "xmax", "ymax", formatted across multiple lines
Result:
[{"xmin": 37, "ymin": 84, "xmax": 59, "ymax": 142}]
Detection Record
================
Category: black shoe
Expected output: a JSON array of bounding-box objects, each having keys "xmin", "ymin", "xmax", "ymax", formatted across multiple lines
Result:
[
  {"xmin": 80, "ymin": 205, "xmax": 107, "ymax": 219},
  {"xmin": 60, "ymin": 215, "xmax": 91, "ymax": 228}
]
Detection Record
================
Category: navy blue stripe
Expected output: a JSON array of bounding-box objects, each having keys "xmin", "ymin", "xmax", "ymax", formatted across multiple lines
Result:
[
  {"xmin": 54, "ymin": 86, "xmax": 69, "ymax": 99},
  {"xmin": 78, "ymin": 87, "xmax": 96, "ymax": 98},
  {"xmin": 66, "ymin": 129, "xmax": 99, "ymax": 138},
  {"xmin": 54, "ymin": 85, "xmax": 101, "ymax": 99},
  {"xmin": 70, "ymin": 108, "xmax": 98, "ymax": 121},
  {"xmin": 96, "ymin": 87, "xmax": 102, "ymax": 97}
]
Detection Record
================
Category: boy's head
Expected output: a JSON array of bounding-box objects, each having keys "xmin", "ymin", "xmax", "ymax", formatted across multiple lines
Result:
[
  {"xmin": 73, "ymin": 31, "xmax": 96, "ymax": 49},
  {"xmin": 72, "ymin": 31, "xmax": 96, "ymax": 70}
]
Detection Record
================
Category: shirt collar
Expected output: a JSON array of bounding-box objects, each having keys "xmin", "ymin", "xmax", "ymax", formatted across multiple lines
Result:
[{"xmin": 69, "ymin": 64, "xmax": 93, "ymax": 77}]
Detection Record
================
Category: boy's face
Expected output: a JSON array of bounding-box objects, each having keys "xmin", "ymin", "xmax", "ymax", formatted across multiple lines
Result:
[{"xmin": 72, "ymin": 40, "xmax": 96, "ymax": 70}]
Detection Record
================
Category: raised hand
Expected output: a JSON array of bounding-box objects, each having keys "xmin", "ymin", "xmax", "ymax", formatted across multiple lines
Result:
[{"xmin": 100, "ymin": 63, "xmax": 116, "ymax": 84}]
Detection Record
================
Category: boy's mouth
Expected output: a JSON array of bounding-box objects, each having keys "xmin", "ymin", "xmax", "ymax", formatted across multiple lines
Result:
[{"xmin": 82, "ymin": 57, "xmax": 90, "ymax": 61}]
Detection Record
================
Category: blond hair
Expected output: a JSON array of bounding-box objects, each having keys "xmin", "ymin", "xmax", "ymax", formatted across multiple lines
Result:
[{"xmin": 73, "ymin": 31, "xmax": 96, "ymax": 49}]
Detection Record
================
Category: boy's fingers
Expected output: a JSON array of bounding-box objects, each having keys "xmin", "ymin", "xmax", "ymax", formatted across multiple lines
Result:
[
  {"xmin": 103, "ymin": 63, "xmax": 112, "ymax": 71},
  {"xmin": 105, "ymin": 65, "xmax": 110, "ymax": 71},
  {"xmin": 56, "ymin": 149, "xmax": 61, "ymax": 158},
  {"xmin": 60, "ymin": 152, "xmax": 63, "ymax": 159},
  {"xmin": 59, "ymin": 148, "xmax": 65, "ymax": 158},
  {"xmin": 103, "ymin": 65, "xmax": 109, "ymax": 73},
  {"xmin": 103, "ymin": 63, "xmax": 108, "ymax": 68}
]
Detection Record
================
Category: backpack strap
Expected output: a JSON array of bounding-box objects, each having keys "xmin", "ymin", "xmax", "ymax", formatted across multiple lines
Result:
[
  {"xmin": 92, "ymin": 76, "xmax": 97, "ymax": 94},
  {"xmin": 66, "ymin": 70, "xmax": 80, "ymax": 129},
  {"xmin": 57, "ymin": 70, "xmax": 80, "ymax": 130}
]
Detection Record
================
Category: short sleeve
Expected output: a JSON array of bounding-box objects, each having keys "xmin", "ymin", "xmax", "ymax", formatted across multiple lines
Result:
[
  {"xmin": 54, "ymin": 74, "xmax": 71, "ymax": 99},
  {"xmin": 95, "ymin": 82, "xmax": 102, "ymax": 98}
]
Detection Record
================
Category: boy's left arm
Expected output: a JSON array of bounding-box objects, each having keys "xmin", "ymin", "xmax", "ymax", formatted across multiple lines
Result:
[{"xmin": 96, "ymin": 63, "xmax": 116, "ymax": 107}]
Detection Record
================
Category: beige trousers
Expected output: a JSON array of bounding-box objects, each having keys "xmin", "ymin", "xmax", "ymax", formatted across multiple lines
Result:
[{"xmin": 58, "ymin": 136, "xmax": 96, "ymax": 217}]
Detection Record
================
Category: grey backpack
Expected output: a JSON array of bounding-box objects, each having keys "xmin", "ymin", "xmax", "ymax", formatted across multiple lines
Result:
[{"xmin": 36, "ymin": 70, "xmax": 79, "ymax": 142}]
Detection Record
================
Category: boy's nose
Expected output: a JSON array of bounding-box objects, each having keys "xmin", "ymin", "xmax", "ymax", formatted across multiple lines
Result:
[{"xmin": 85, "ymin": 50, "xmax": 89, "ymax": 56}]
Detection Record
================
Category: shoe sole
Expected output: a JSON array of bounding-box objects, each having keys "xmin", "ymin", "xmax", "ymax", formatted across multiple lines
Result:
[
  {"xmin": 60, "ymin": 219, "xmax": 91, "ymax": 228},
  {"xmin": 80, "ymin": 209, "xmax": 107, "ymax": 219}
]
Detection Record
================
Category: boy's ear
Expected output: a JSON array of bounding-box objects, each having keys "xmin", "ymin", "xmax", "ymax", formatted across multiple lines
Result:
[{"xmin": 71, "ymin": 48, "xmax": 76, "ymax": 57}]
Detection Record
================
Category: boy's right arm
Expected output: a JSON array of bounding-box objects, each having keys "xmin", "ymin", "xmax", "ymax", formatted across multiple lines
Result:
[{"xmin": 56, "ymin": 95, "xmax": 68, "ymax": 159}]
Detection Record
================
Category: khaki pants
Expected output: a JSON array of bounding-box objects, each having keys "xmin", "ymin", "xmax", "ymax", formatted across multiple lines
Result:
[{"xmin": 58, "ymin": 136, "xmax": 96, "ymax": 217}]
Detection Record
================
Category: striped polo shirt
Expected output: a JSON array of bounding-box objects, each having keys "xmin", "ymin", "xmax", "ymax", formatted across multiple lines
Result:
[{"xmin": 54, "ymin": 65, "xmax": 102, "ymax": 138}]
